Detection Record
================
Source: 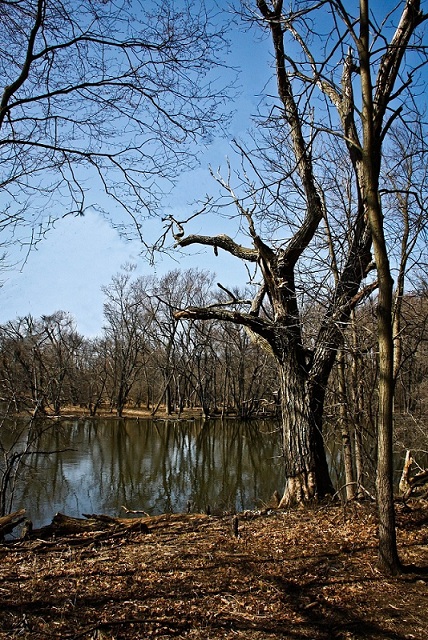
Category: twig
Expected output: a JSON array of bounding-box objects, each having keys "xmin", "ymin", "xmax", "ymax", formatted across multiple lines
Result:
[{"xmin": 121, "ymin": 505, "xmax": 150, "ymax": 517}]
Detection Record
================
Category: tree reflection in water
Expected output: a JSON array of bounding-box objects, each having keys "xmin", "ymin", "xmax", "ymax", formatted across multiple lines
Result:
[{"xmin": 8, "ymin": 418, "xmax": 283, "ymax": 528}]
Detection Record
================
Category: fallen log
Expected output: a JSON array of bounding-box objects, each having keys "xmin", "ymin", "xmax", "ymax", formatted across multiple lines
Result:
[
  {"xmin": 28, "ymin": 512, "xmax": 149, "ymax": 540},
  {"xmin": 0, "ymin": 509, "xmax": 26, "ymax": 539},
  {"xmin": 5, "ymin": 511, "xmax": 210, "ymax": 545}
]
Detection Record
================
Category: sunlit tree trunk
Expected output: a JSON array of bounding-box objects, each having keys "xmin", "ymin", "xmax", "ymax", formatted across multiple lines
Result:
[
  {"xmin": 278, "ymin": 348, "xmax": 316, "ymax": 506},
  {"xmin": 359, "ymin": 0, "xmax": 400, "ymax": 574}
]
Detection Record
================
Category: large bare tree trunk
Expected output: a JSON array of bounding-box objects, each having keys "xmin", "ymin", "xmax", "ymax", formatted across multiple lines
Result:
[
  {"xmin": 278, "ymin": 351, "xmax": 334, "ymax": 507},
  {"xmin": 278, "ymin": 357, "xmax": 316, "ymax": 506}
]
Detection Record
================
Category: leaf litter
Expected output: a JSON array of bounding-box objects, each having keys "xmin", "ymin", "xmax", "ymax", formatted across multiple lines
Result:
[{"xmin": 0, "ymin": 502, "xmax": 427, "ymax": 639}]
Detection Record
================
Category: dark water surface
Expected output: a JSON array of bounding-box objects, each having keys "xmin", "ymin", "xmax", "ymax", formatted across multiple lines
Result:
[
  {"xmin": 3, "ymin": 416, "xmax": 422, "ymax": 531},
  {"xmin": 3, "ymin": 418, "xmax": 285, "ymax": 528}
]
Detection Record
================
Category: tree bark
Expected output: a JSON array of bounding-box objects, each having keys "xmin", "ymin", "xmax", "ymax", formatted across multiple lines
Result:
[
  {"xmin": 359, "ymin": 0, "xmax": 400, "ymax": 575},
  {"xmin": 338, "ymin": 351, "xmax": 356, "ymax": 501},
  {"xmin": 278, "ymin": 357, "xmax": 316, "ymax": 506},
  {"xmin": 277, "ymin": 344, "xmax": 334, "ymax": 507}
]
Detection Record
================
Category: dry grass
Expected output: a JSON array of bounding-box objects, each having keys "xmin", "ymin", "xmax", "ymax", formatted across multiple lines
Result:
[{"xmin": 0, "ymin": 502, "xmax": 427, "ymax": 639}]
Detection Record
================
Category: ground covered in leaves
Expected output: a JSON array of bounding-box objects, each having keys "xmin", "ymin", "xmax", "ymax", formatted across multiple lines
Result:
[{"xmin": 0, "ymin": 501, "xmax": 427, "ymax": 639}]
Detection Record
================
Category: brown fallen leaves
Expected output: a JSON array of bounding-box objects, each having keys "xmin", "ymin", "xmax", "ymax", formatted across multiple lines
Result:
[{"xmin": 0, "ymin": 502, "xmax": 427, "ymax": 639}]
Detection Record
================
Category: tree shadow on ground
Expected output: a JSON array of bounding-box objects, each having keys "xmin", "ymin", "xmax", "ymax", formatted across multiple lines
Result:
[{"xmin": 1, "ymin": 507, "xmax": 427, "ymax": 639}]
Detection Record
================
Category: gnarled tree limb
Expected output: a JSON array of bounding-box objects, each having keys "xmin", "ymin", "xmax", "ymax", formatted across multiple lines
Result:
[{"xmin": 176, "ymin": 233, "xmax": 258, "ymax": 262}]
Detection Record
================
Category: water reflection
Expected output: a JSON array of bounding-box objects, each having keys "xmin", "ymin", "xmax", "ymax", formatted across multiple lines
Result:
[{"xmin": 4, "ymin": 418, "xmax": 284, "ymax": 528}]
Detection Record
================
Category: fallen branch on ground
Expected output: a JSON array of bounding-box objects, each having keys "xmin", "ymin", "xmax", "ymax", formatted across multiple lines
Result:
[
  {"xmin": 0, "ymin": 509, "xmax": 26, "ymax": 538},
  {"xmin": 399, "ymin": 450, "xmax": 428, "ymax": 502},
  {"xmin": 121, "ymin": 505, "xmax": 150, "ymax": 516}
]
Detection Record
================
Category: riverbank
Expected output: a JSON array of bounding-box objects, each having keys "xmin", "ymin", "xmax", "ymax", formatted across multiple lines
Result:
[
  {"xmin": 0, "ymin": 501, "xmax": 427, "ymax": 639},
  {"xmin": 29, "ymin": 404, "xmax": 278, "ymax": 421}
]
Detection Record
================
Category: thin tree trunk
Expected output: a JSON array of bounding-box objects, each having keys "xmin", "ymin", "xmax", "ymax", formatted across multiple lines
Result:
[
  {"xmin": 359, "ymin": 0, "xmax": 400, "ymax": 574},
  {"xmin": 165, "ymin": 381, "xmax": 173, "ymax": 416},
  {"xmin": 376, "ymin": 286, "xmax": 400, "ymax": 573},
  {"xmin": 338, "ymin": 351, "xmax": 356, "ymax": 501},
  {"xmin": 351, "ymin": 315, "xmax": 365, "ymax": 500}
]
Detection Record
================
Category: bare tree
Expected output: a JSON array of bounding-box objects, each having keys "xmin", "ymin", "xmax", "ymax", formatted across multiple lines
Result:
[
  {"xmin": 324, "ymin": 114, "xmax": 428, "ymax": 509},
  {"xmin": 0, "ymin": 315, "xmax": 52, "ymax": 416},
  {"xmin": 72, "ymin": 336, "xmax": 110, "ymax": 416},
  {"xmin": 0, "ymin": 311, "xmax": 81, "ymax": 415},
  {"xmin": 0, "ymin": 0, "xmax": 231, "ymax": 257},
  {"xmin": 381, "ymin": 121, "xmax": 428, "ymax": 385},
  {"xmin": 102, "ymin": 268, "xmax": 153, "ymax": 417},
  {"xmin": 145, "ymin": 268, "xmax": 216, "ymax": 416},
  {"xmin": 38, "ymin": 311, "xmax": 83, "ymax": 414},
  {"xmin": 165, "ymin": 1, "xmax": 427, "ymax": 575}
]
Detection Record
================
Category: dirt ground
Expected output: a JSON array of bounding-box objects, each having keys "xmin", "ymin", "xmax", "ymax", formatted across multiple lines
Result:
[{"xmin": 0, "ymin": 501, "xmax": 427, "ymax": 640}]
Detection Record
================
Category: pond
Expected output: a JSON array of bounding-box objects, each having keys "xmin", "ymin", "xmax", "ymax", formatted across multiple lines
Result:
[
  {"xmin": 2, "ymin": 417, "xmax": 286, "ymax": 529},
  {"xmin": 2, "ymin": 416, "xmax": 422, "ymax": 531}
]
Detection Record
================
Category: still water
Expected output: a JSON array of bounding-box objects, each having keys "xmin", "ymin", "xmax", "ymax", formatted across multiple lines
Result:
[{"xmin": 3, "ymin": 418, "xmax": 285, "ymax": 529}]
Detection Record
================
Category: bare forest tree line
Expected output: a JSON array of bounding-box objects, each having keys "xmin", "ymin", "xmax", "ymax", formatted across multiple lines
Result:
[{"xmin": 0, "ymin": 265, "xmax": 427, "ymax": 438}]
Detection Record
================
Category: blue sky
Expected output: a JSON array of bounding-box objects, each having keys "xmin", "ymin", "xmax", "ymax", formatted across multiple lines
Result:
[
  {"xmin": 0, "ymin": 209, "xmax": 247, "ymax": 337},
  {"xmin": 0, "ymin": 6, "xmax": 272, "ymax": 337},
  {"xmin": 1, "ymin": 2, "xmax": 424, "ymax": 337}
]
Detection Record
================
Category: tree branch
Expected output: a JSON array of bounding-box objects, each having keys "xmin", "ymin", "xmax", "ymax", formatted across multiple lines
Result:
[
  {"xmin": 257, "ymin": 0, "xmax": 325, "ymax": 267},
  {"xmin": 374, "ymin": 0, "xmax": 427, "ymax": 136},
  {"xmin": 176, "ymin": 233, "xmax": 258, "ymax": 262},
  {"xmin": 174, "ymin": 306, "xmax": 274, "ymax": 344}
]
